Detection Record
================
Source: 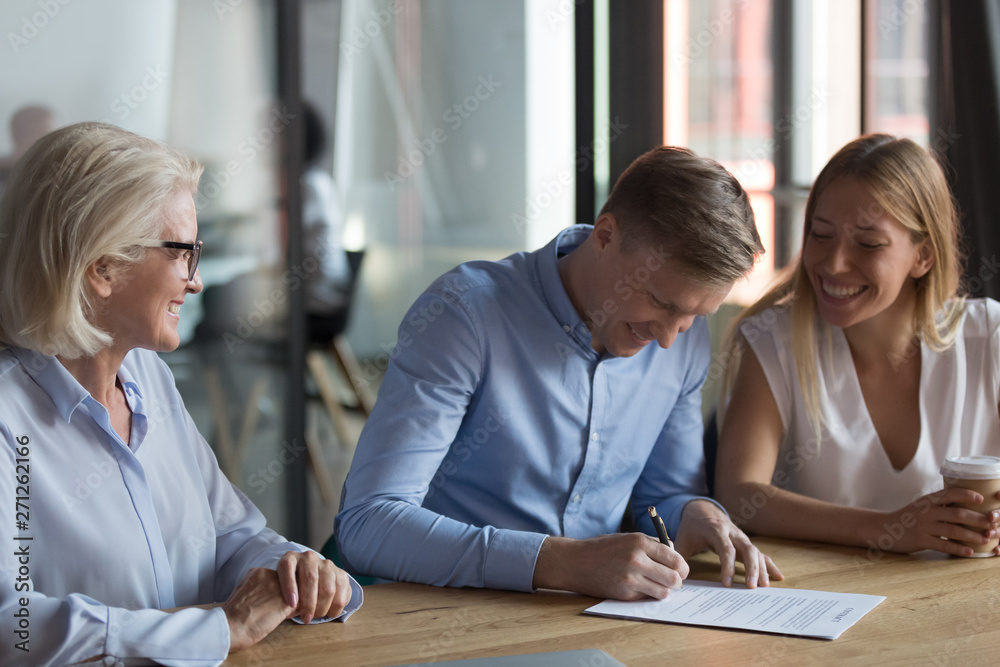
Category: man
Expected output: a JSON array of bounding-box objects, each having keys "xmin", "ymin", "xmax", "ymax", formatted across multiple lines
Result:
[{"xmin": 336, "ymin": 146, "xmax": 782, "ymax": 600}]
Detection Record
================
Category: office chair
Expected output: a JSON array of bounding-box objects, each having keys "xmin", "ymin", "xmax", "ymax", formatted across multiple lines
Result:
[{"xmin": 305, "ymin": 249, "xmax": 374, "ymax": 507}]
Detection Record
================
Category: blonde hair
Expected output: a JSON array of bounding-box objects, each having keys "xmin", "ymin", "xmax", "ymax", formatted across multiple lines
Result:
[
  {"xmin": 0, "ymin": 122, "xmax": 203, "ymax": 358},
  {"xmin": 722, "ymin": 134, "xmax": 965, "ymax": 433}
]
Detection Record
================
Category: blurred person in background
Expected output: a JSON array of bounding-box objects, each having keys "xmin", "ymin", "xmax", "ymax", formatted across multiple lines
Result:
[
  {"xmin": 0, "ymin": 104, "xmax": 54, "ymax": 197},
  {"xmin": 301, "ymin": 100, "xmax": 352, "ymax": 343}
]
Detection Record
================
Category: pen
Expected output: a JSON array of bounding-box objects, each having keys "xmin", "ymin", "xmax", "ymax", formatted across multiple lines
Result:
[{"xmin": 647, "ymin": 506, "xmax": 673, "ymax": 549}]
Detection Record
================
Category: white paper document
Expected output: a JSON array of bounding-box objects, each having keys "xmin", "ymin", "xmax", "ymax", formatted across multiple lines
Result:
[{"xmin": 584, "ymin": 581, "xmax": 885, "ymax": 640}]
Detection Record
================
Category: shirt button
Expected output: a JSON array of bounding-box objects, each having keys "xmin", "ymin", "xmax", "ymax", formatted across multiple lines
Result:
[
  {"xmin": 591, "ymin": 433, "xmax": 599, "ymax": 442},
  {"xmin": 572, "ymin": 494, "xmax": 582, "ymax": 503},
  {"xmin": 562, "ymin": 324, "xmax": 571, "ymax": 332}
]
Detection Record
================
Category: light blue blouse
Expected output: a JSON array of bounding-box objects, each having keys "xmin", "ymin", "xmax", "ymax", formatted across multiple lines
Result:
[{"xmin": 0, "ymin": 346, "xmax": 361, "ymax": 666}]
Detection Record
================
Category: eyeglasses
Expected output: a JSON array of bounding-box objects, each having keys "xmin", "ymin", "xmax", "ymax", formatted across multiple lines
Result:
[{"xmin": 139, "ymin": 240, "xmax": 203, "ymax": 281}]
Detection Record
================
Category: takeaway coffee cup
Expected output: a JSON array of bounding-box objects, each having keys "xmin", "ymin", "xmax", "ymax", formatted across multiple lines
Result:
[{"xmin": 940, "ymin": 455, "xmax": 1000, "ymax": 557}]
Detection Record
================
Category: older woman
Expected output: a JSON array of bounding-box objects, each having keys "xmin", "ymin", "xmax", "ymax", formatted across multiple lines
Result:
[{"xmin": 0, "ymin": 122, "xmax": 361, "ymax": 665}]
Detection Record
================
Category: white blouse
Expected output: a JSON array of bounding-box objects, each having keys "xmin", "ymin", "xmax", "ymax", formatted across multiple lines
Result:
[{"xmin": 741, "ymin": 298, "xmax": 1000, "ymax": 511}]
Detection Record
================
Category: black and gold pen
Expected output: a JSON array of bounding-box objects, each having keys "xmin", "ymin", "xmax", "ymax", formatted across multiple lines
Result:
[{"xmin": 647, "ymin": 506, "xmax": 673, "ymax": 549}]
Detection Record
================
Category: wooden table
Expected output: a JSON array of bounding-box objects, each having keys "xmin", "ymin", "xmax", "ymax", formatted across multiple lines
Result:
[{"xmin": 224, "ymin": 537, "xmax": 1000, "ymax": 666}]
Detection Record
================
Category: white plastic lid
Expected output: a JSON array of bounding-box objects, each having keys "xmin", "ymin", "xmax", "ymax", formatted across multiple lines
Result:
[{"xmin": 940, "ymin": 456, "xmax": 1000, "ymax": 479}]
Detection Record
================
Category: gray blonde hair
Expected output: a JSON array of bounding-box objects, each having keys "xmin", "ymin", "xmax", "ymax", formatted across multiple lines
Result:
[{"xmin": 0, "ymin": 122, "xmax": 203, "ymax": 358}]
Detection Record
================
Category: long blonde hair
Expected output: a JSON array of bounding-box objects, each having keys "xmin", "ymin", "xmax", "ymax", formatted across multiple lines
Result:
[{"xmin": 722, "ymin": 134, "xmax": 965, "ymax": 433}]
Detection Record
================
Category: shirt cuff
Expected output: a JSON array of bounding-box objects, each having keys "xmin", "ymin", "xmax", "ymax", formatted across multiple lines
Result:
[
  {"xmin": 483, "ymin": 528, "xmax": 546, "ymax": 592},
  {"xmin": 289, "ymin": 575, "xmax": 364, "ymax": 624},
  {"xmin": 104, "ymin": 606, "xmax": 229, "ymax": 667},
  {"xmin": 656, "ymin": 495, "xmax": 728, "ymax": 537}
]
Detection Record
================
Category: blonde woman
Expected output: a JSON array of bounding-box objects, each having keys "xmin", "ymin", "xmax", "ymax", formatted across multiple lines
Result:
[
  {"xmin": 716, "ymin": 134, "xmax": 1000, "ymax": 557},
  {"xmin": 0, "ymin": 123, "xmax": 361, "ymax": 665}
]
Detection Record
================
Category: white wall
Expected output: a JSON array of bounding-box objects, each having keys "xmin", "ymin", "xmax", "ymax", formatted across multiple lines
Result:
[{"xmin": 0, "ymin": 0, "xmax": 177, "ymax": 151}]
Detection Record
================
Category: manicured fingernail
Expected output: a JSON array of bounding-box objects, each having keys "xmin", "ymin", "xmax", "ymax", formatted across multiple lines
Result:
[
  {"xmin": 723, "ymin": 576, "xmax": 732, "ymax": 587},
  {"xmin": 289, "ymin": 593, "xmax": 298, "ymax": 608}
]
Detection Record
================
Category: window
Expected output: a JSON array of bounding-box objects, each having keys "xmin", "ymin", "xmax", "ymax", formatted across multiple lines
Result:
[
  {"xmin": 864, "ymin": 0, "xmax": 930, "ymax": 143},
  {"xmin": 664, "ymin": 0, "xmax": 776, "ymax": 303}
]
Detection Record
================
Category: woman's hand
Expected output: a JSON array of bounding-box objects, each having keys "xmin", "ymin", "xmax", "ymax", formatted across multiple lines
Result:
[
  {"xmin": 223, "ymin": 568, "xmax": 296, "ymax": 653},
  {"xmin": 223, "ymin": 551, "xmax": 354, "ymax": 653},
  {"xmin": 884, "ymin": 488, "xmax": 1000, "ymax": 556},
  {"xmin": 275, "ymin": 550, "xmax": 354, "ymax": 624}
]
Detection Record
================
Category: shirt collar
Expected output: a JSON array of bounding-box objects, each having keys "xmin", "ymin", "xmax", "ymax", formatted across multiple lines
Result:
[
  {"xmin": 9, "ymin": 346, "xmax": 90, "ymax": 423},
  {"xmin": 535, "ymin": 225, "xmax": 596, "ymax": 351},
  {"xmin": 116, "ymin": 358, "xmax": 144, "ymax": 404},
  {"xmin": 9, "ymin": 346, "xmax": 146, "ymax": 423}
]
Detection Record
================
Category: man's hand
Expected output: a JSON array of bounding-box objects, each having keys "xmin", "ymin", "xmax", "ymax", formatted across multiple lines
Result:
[
  {"xmin": 275, "ymin": 550, "xmax": 354, "ymax": 624},
  {"xmin": 223, "ymin": 568, "xmax": 296, "ymax": 653},
  {"xmin": 674, "ymin": 499, "xmax": 783, "ymax": 588},
  {"xmin": 532, "ymin": 533, "xmax": 688, "ymax": 600}
]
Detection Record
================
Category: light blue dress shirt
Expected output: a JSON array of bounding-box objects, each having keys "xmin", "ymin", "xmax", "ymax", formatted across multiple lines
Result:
[
  {"xmin": 336, "ymin": 225, "xmax": 716, "ymax": 592},
  {"xmin": 0, "ymin": 346, "xmax": 362, "ymax": 666}
]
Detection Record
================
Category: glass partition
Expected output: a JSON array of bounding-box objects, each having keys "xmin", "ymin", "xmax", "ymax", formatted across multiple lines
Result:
[{"xmin": 0, "ymin": 0, "xmax": 297, "ymax": 537}]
